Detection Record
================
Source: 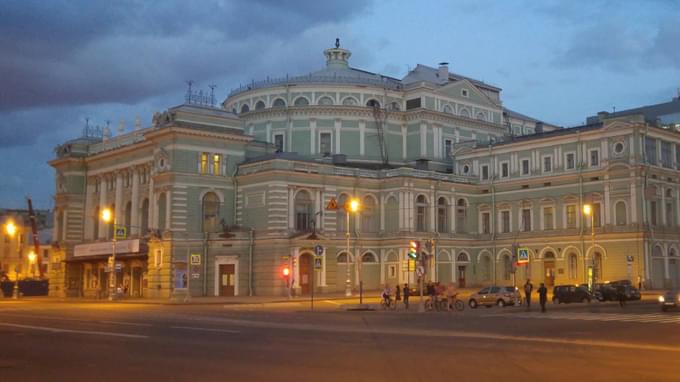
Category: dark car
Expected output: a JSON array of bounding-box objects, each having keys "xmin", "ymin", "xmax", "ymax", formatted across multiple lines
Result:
[
  {"xmin": 552, "ymin": 285, "xmax": 591, "ymax": 304},
  {"xmin": 659, "ymin": 290, "xmax": 679, "ymax": 312},
  {"xmin": 593, "ymin": 283, "xmax": 618, "ymax": 301},
  {"xmin": 594, "ymin": 282, "xmax": 640, "ymax": 301}
]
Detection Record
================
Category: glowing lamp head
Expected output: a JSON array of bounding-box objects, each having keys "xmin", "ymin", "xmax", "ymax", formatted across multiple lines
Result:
[
  {"xmin": 583, "ymin": 204, "xmax": 592, "ymax": 216},
  {"xmin": 282, "ymin": 267, "xmax": 290, "ymax": 277},
  {"xmin": 5, "ymin": 221, "xmax": 17, "ymax": 236},
  {"xmin": 101, "ymin": 208, "xmax": 113, "ymax": 222},
  {"xmin": 349, "ymin": 198, "xmax": 360, "ymax": 212},
  {"xmin": 28, "ymin": 251, "xmax": 37, "ymax": 263}
]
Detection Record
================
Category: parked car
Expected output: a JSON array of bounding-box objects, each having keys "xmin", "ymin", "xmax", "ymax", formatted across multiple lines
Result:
[
  {"xmin": 552, "ymin": 285, "xmax": 591, "ymax": 304},
  {"xmin": 658, "ymin": 290, "xmax": 679, "ymax": 312},
  {"xmin": 468, "ymin": 286, "xmax": 521, "ymax": 308},
  {"xmin": 594, "ymin": 282, "xmax": 640, "ymax": 302}
]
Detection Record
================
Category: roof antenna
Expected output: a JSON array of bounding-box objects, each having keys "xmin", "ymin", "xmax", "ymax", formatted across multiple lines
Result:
[{"xmin": 209, "ymin": 84, "xmax": 217, "ymax": 107}]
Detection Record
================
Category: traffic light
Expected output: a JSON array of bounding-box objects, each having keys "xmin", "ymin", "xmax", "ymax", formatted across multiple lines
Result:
[
  {"xmin": 281, "ymin": 266, "xmax": 291, "ymax": 287},
  {"xmin": 408, "ymin": 240, "xmax": 420, "ymax": 259}
]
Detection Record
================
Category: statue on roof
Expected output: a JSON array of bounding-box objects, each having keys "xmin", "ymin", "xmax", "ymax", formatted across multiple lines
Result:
[{"xmin": 335, "ymin": 38, "xmax": 340, "ymax": 48}]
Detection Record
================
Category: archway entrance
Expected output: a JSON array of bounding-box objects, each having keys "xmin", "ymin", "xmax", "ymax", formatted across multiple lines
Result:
[
  {"xmin": 299, "ymin": 253, "xmax": 313, "ymax": 295},
  {"xmin": 544, "ymin": 252, "xmax": 556, "ymax": 287},
  {"xmin": 457, "ymin": 266, "xmax": 466, "ymax": 287}
]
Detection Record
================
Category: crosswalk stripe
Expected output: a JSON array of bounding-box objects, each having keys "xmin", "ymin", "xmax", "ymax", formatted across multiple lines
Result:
[{"xmin": 494, "ymin": 312, "xmax": 680, "ymax": 325}]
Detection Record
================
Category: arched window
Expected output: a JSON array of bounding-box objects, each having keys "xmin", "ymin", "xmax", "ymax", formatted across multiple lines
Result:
[
  {"xmin": 255, "ymin": 100, "xmax": 265, "ymax": 110},
  {"xmin": 124, "ymin": 202, "xmax": 132, "ymax": 232},
  {"xmin": 456, "ymin": 199, "xmax": 467, "ymax": 233},
  {"xmin": 457, "ymin": 252, "xmax": 470, "ymax": 262},
  {"xmin": 366, "ymin": 99, "xmax": 380, "ymax": 108},
  {"xmin": 361, "ymin": 196, "xmax": 377, "ymax": 233},
  {"xmin": 615, "ymin": 201, "xmax": 627, "ymax": 226},
  {"xmin": 337, "ymin": 252, "xmax": 353, "ymax": 263},
  {"xmin": 459, "ymin": 108, "xmax": 470, "ymax": 118},
  {"xmin": 593, "ymin": 252, "xmax": 603, "ymax": 281},
  {"xmin": 568, "ymin": 253, "xmax": 578, "ymax": 279},
  {"xmin": 93, "ymin": 206, "xmax": 100, "ymax": 239},
  {"xmin": 272, "ymin": 98, "xmax": 286, "ymax": 108},
  {"xmin": 317, "ymin": 96, "xmax": 334, "ymax": 105},
  {"xmin": 502, "ymin": 255, "xmax": 512, "ymax": 280},
  {"xmin": 361, "ymin": 252, "xmax": 377, "ymax": 263},
  {"xmin": 415, "ymin": 195, "xmax": 428, "ymax": 232},
  {"xmin": 294, "ymin": 190, "xmax": 312, "ymax": 232},
  {"xmin": 240, "ymin": 104, "xmax": 250, "ymax": 113},
  {"xmin": 140, "ymin": 199, "xmax": 149, "ymax": 234},
  {"xmin": 293, "ymin": 97, "xmax": 309, "ymax": 106},
  {"xmin": 202, "ymin": 192, "xmax": 220, "ymax": 233},
  {"xmin": 157, "ymin": 192, "xmax": 167, "ymax": 229},
  {"xmin": 342, "ymin": 97, "xmax": 358, "ymax": 106},
  {"xmin": 442, "ymin": 104, "xmax": 453, "ymax": 114},
  {"xmin": 437, "ymin": 197, "xmax": 448, "ymax": 233},
  {"xmin": 385, "ymin": 196, "xmax": 398, "ymax": 233}
]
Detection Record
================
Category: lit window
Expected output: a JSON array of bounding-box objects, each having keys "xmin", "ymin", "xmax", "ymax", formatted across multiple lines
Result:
[
  {"xmin": 212, "ymin": 154, "xmax": 221, "ymax": 175},
  {"xmin": 200, "ymin": 153, "xmax": 208, "ymax": 174}
]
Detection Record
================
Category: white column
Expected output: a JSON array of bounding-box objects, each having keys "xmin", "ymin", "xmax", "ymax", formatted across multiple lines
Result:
[
  {"xmin": 84, "ymin": 180, "xmax": 95, "ymax": 240},
  {"xmin": 130, "ymin": 169, "xmax": 140, "ymax": 235},
  {"xmin": 407, "ymin": 190, "xmax": 414, "ymax": 231},
  {"xmin": 321, "ymin": 247, "xmax": 327, "ymax": 287},
  {"xmin": 288, "ymin": 188, "xmax": 295, "ymax": 230},
  {"xmin": 379, "ymin": 249, "xmax": 385, "ymax": 285},
  {"xmin": 359, "ymin": 120, "xmax": 365, "ymax": 156},
  {"xmin": 266, "ymin": 121, "xmax": 272, "ymax": 143},
  {"xmin": 398, "ymin": 191, "xmax": 405, "ymax": 230},
  {"xmin": 114, "ymin": 172, "xmax": 123, "ymax": 223},
  {"xmin": 292, "ymin": 248, "xmax": 300, "ymax": 289},
  {"xmin": 429, "ymin": 191, "xmax": 436, "ymax": 231},
  {"xmin": 604, "ymin": 182, "xmax": 611, "ymax": 225},
  {"xmin": 661, "ymin": 187, "xmax": 667, "ymax": 225},
  {"xmin": 334, "ymin": 119, "xmax": 341, "ymax": 153},
  {"xmin": 450, "ymin": 195, "xmax": 456, "ymax": 233},
  {"xmin": 165, "ymin": 190, "xmax": 172, "ymax": 230},
  {"xmin": 630, "ymin": 181, "xmax": 637, "ymax": 223},
  {"xmin": 310, "ymin": 119, "xmax": 317, "ymax": 154},
  {"xmin": 98, "ymin": 177, "xmax": 108, "ymax": 239},
  {"xmin": 379, "ymin": 194, "xmax": 385, "ymax": 231},
  {"xmin": 420, "ymin": 123, "xmax": 427, "ymax": 157},
  {"xmin": 676, "ymin": 187, "xmax": 680, "ymax": 227},
  {"xmin": 148, "ymin": 175, "xmax": 155, "ymax": 229},
  {"xmin": 401, "ymin": 124, "xmax": 407, "ymax": 160},
  {"xmin": 314, "ymin": 189, "xmax": 321, "ymax": 230}
]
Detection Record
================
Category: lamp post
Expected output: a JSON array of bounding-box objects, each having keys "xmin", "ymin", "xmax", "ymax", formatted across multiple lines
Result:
[
  {"xmin": 583, "ymin": 204, "xmax": 595, "ymax": 290},
  {"xmin": 101, "ymin": 208, "xmax": 117, "ymax": 301},
  {"xmin": 345, "ymin": 197, "xmax": 360, "ymax": 297}
]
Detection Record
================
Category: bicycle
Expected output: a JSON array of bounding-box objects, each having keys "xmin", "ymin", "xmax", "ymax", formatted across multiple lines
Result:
[{"xmin": 380, "ymin": 296, "xmax": 396, "ymax": 310}]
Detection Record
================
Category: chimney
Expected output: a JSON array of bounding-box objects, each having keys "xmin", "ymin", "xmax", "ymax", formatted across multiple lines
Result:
[
  {"xmin": 415, "ymin": 159, "xmax": 430, "ymax": 171},
  {"xmin": 438, "ymin": 62, "xmax": 449, "ymax": 83}
]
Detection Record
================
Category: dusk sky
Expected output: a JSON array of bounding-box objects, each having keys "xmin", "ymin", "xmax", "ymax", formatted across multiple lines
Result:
[{"xmin": 1, "ymin": 0, "xmax": 679, "ymax": 209}]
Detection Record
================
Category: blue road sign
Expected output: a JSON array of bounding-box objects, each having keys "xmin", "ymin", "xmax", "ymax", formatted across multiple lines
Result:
[{"xmin": 314, "ymin": 245, "xmax": 324, "ymax": 257}]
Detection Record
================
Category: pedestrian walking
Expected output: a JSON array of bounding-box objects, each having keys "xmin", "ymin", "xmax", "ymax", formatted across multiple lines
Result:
[
  {"xmin": 538, "ymin": 283, "xmax": 548, "ymax": 313},
  {"xmin": 403, "ymin": 284, "xmax": 410, "ymax": 310},
  {"xmin": 395, "ymin": 284, "xmax": 401, "ymax": 309},
  {"xmin": 617, "ymin": 285, "xmax": 626, "ymax": 308},
  {"xmin": 524, "ymin": 279, "xmax": 534, "ymax": 311},
  {"xmin": 446, "ymin": 282, "xmax": 458, "ymax": 311}
]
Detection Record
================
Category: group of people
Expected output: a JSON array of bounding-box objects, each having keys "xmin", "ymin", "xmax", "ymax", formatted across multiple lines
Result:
[
  {"xmin": 381, "ymin": 281, "xmax": 460, "ymax": 311},
  {"xmin": 522, "ymin": 279, "xmax": 548, "ymax": 312}
]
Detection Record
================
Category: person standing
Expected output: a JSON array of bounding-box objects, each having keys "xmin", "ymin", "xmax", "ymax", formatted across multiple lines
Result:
[
  {"xmin": 402, "ymin": 284, "xmax": 410, "ymax": 310},
  {"xmin": 446, "ymin": 282, "xmax": 458, "ymax": 311},
  {"xmin": 538, "ymin": 283, "xmax": 548, "ymax": 313},
  {"xmin": 524, "ymin": 279, "xmax": 534, "ymax": 311},
  {"xmin": 616, "ymin": 285, "xmax": 626, "ymax": 308},
  {"xmin": 395, "ymin": 283, "xmax": 402, "ymax": 309}
]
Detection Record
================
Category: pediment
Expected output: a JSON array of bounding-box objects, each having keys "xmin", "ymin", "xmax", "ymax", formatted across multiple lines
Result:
[{"xmin": 437, "ymin": 79, "xmax": 499, "ymax": 108}]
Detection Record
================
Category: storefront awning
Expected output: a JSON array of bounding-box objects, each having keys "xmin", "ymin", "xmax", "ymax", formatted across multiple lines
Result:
[{"xmin": 65, "ymin": 252, "xmax": 148, "ymax": 263}]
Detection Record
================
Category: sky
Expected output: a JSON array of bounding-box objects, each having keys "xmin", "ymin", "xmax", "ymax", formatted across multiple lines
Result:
[{"xmin": 1, "ymin": 0, "xmax": 679, "ymax": 209}]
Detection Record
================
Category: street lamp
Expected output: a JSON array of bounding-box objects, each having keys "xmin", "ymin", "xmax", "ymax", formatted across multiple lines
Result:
[
  {"xmin": 4, "ymin": 220, "xmax": 20, "ymax": 299},
  {"xmin": 101, "ymin": 207, "xmax": 117, "ymax": 301},
  {"xmin": 345, "ymin": 197, "xmax": 360, "ymax": 297},
  {"xmin": 583, "ymin": 204, "xmax": 595, "ymax": 290}
]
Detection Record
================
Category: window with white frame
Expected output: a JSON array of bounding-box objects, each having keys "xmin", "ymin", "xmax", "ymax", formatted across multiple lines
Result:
[
  {"xmin": 521, "ymin": 159, "xmax": 530, "ymax": 175},
  {"xmin": 645, "ymin": 137, "xmax": 657, "ymax": 165},
  {"xmin": 543, "ymin": 156, "xmax": 552, "ymax": 173},
  {"xmin": 566, "ymin": 204, "xmax": 577, "ymax": 228},
  {"xmin": 481, "ymin": 212, "xmax": 490, "ymax": 234},
  {"xmin": 445, "ymin": 139, "xmax": 453, "ymax": 159},
  {"xmin": 589, "ymin": 149, "xmax": 600, "ymax": 167},
  {"xmin": 319, "ymin": 132, "xmax": 332, "ymax": 156},
  {"xmin": 565, "ymin": 152, "xmax": 575, "ymax": 170},
  {"xmin": 274, "ymin": 133, "xmax": 285, "ymax": 152},
  {"xmin": 543, "ymin": 206, "xmax": 554, "ymax": 230},
  {"xmin": 521, "ymin": 208, "xmax": 532, "ymax": 231},
  {"xmin": 500, "ymin": 210, "xmax": 510, "ymax": 233},
  {"xmin": 212, "ymin": 154, "xmax": 221, "ymax": 175},
  {"xmin": 481, "ymin": 165, "xmax": 489, "ymax": 180},
  {"xmin": 661, "ymin": 141, "xmax": 672, "ymax": 168},
  {"xmin": 501, "ymin": 162, "xmax": 509, "ymax": 178}
]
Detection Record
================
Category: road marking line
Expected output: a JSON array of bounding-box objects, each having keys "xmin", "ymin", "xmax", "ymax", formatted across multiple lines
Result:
[
  {"xmin": 324, "ymin": 300, "xmax": 342, "ymax": 305},
  {"xmin": 99, "ymin": 320, "xmax": 152, "ymax": 327},
  {"xmin": 0, "ymin": 322, "xmax": 148, "ymax": 339},
  {"xmin": 170, "ymin": 326, "xmax": 240, "ymax": 334}
]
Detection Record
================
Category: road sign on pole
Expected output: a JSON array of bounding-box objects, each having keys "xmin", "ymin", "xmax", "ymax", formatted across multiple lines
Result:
[
  {"xmin": 416, "ymin": 265, "xmax": 425, "ymax": 277},
  {"xmin": 314, "ymin": 244, "xmax": 324, "ymax": 257},
  {"xmin": 114, "ymin": 225, "xmax": 127, "ymax": 240},
  {"xmin": 314, "ymin": 257, "xmax": 322, "ymax": 269},
  {"xmin": 517, "ymin": 247, "xmax": 529, "ymax": 265},
  {"xmin": 325, "ymin": 198, "xmax": 338, "ymax": 210}
]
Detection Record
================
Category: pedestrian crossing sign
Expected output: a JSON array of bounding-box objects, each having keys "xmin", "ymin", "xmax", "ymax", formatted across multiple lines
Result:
[
  {"xmin": 114, "ymin": 225, "xmax": 127, "ymax": 239},
  {"xmin": 517, "ymin": 247, "xmax": 529, "ymax": 264},
  {"xmin": 326, "ymin": 197, "xmax": 338, "ymax": 210}
]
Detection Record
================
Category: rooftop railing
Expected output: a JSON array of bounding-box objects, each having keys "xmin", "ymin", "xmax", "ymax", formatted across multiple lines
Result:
[{"xmin": 228, "ymin": 73, "xmax": 403, "ymax": 97}]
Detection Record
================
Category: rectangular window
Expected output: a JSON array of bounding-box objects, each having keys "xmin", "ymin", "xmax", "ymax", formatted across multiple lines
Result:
[
  {"xmin": 676, "ymin": 144, "xmax": 680, "ymax": 170},
  {"xmin": 200, "ymin": 153, "xmax": 208, "ymax": 174},
  {"xmin": 593, "ymin": 202, "xmax": 601, "ymax": 227},
  {"xmin": 650, "ymin": 201, "xmax": 657, "ymax": 226},
  {"xmin": 566, "ymin": 153, "xmax": 575, "ymax": 170},
  {"xmin": 212, "ymin": 154, "xmax": 221, "ymax": 175},
  {"xmin": 590, "ymin": 150, "xmax": 599, "ymax": 167},
  {"xmin": 406, "ymin": 98, "xmax": 421, "ymax": 110},
  {"xmin": 645, "ymin": 137, "xmax": 657, "ymax": 165},
  {"xmin": 481, "ymin": 212, "xmax": 490, "ymax": 234},
  {"xmin": 661, "ymin": 141, "xmax": 672, "ymax": 168},
  {"xmin": 481, "ymin": 165, "xmax": 489, "ymax": 180},
  {"xmin": 521, "ymin": 159, "xmax": 530, "ymax": 175},
  {"xmin": 666, "ymin": 202, "xmax": 673, "ymax": 226},
  {"xmin": 274, "ymin": 134, "xmax": 284, "ymax": 152},
  {"xmin": 445, "ymin": 139, "xmax": 453, "ymax": 158},
  {"xmin": 543, "ymin": 156, "xmax": 552, "ymax": 173},
  {"xmin": 501, "ymin": 211, "xmax": 510, "ymax": 233},
  {"xmin": 320, "ymin": 132, "xmax": 332, "ymax": 156},
  {"xmin": 521, "ymin": 208, "xmax": 532, "ymax": 232},
  {"xmin": 501, "ymin": 162, "xmax": 509, "ymax": 178},
  {"xmin": 543, "ymin": 207, "xmax": 554, "ymax": 230},
  {"xmin": 566, "ymin": 205, "xmax": 576, "ymax": 228}
]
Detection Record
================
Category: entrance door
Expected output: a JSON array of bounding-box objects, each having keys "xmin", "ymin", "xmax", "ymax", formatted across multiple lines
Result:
[
  {"xmin": 299, "ymin": 254, "xmax": 312, "ymax": 295},
  {"xmin": 544, "ymin": 261, "xmax": 555, "ymax": 287},
  {"xmin": 457, "ymin": 266, "xmax": 466, "ymax": 288},
  {"xmin": 219, "ymin": 264, "xmax": 235, "ymax": 296}
]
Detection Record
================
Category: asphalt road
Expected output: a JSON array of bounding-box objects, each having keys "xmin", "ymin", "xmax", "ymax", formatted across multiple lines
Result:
[{"xmin": 0, "ymin": 298, "xmax": 679, "ymax": 382}]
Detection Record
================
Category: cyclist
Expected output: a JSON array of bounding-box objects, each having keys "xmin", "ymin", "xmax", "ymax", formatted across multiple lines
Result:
[
  {"xmin": 446, "ymin": 282, "xmax": 459, "ymax": 311},
  {"xmin": 381, "ymin": 284, "xmax": 392, "ymax": 308}
]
